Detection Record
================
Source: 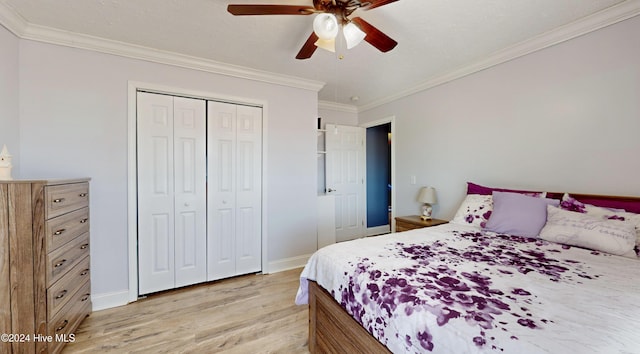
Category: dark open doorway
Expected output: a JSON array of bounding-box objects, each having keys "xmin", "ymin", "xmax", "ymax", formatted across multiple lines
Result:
[{"xmin": 366, "ymin": 122, "xmax": 392, "ymax": 233}]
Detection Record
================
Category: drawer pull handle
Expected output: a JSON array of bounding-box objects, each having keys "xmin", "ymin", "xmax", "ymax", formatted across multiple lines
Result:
[
  {"xmin": 54, "ymin": 259, "xmax": 67, "ymax": 268},
  {"xmin": 80, "ymin": 269, "xmax": 89, "ymax": 276},
  {"xmin": 53, "ymin": 229, "xmax": 66, "ymax": 236},
  {"xmin": 79, "ymin": 193, "xmax": 88, "ymax": 197},
  {"xmin": 80, "ymin": 243, "xmax": 89, "ymax": 250},
  {"xmin": 55, "ymin": 290, "xmax": 68, "ymax": 299},
  {"xmin": 56, "ymin": 320, "xmax": 69, "ymax": 332},
  {"xmin": 80, "ymin": 218, "xmax": 88, "ymax": 223},
  {"xmin": 81, "ymin": 293, "xmax": 91, "ymax": 302},
  {"xmin": 53, "ymin": 198, "xmax": 65, "ymax": 203}
]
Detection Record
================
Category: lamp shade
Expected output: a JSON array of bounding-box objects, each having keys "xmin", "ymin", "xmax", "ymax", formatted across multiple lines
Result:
[
  {"xmin": 313, "ymin": 13, "xmax": 339, "ymax": 40},
  {"xmin": 343, "ymin": 22, "xmax": 366, "ymax": 49},
  {"xmin": 417, "ymin": 187, "xmax": 437, "ymax": 204}
]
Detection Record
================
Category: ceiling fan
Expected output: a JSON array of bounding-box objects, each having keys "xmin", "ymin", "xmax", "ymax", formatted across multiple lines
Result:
[{"xmin": 227, "ymin": 0, "xmax": 399, "ymax": 59}]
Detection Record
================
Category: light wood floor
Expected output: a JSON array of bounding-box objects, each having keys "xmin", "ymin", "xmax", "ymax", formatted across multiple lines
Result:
[{"xmin": 62, "ymin": 268, "xmax": 309, "ymax": 354}]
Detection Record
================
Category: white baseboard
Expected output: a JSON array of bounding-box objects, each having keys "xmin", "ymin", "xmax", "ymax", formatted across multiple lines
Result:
[
  {"xmin": 91, "ymin": 290, "xmax": 130, "ymax": 311},
  {"xmin": 266, "ymin": 254, "xmax": 312, "ymax": 274}
]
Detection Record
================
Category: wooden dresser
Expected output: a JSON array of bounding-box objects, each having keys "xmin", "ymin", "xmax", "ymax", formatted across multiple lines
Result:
[{"xmin": 0, "ymin": 178, "xmax": 91, "ymax": 354}]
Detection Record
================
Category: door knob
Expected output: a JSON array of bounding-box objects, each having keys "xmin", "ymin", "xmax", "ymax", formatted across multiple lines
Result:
[{"xmin": 327, "ymin": 188, "xmax": 336, "ymax": 193}]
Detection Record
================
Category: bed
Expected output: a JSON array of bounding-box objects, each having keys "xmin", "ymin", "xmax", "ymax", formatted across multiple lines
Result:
[{"xmin": 296, "ymin": 186, "xmax": 640, "ymax": 353}]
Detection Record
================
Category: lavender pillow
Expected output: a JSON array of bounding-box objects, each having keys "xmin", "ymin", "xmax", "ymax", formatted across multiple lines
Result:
[
  {"xmin": 483, "ymin": 191, "xmax": 559, "ymax": 237},
  {"xmin": 451, "ymin": 194, "xmax": 493, "ymax": 228},
  {"xmin": 540, "ymin": 206, "xmax": 637, "ymax": 257}
]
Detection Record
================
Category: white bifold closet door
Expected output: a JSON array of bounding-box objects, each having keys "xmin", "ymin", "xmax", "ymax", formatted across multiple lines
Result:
[
  {"xmin": 207, "ymin": 101, "xmax": 262, "ymax": 281},
  {"xmin": 137, "ymin": 92, "xmax": 207, "ymax": 295}
]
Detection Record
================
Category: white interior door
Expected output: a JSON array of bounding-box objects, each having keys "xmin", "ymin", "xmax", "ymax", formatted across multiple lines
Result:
[
  {"xmin": 207, "ymin": 101, "xmax": 237, "ymax": 280},
  {"xmin": 137, "ymin": 92, "xmax": 175, "ymax": 294},
  {"xmin": 137, "ymin": 92, "xmax": 206, "ymax": 294},
  {"xmin": 234, "ymin": 105, "xmax": 262, "ymax": 274},
  {"xmin": 173, "ymin": 97, "xmax": 207, "ymax": 288},
  {"xmin": 207, "ymin": 101, "xmax": 262, "ymax": 281},
  {"xmin": 325, "ymin": 124, "xmax": 365, "ymax": 242}
]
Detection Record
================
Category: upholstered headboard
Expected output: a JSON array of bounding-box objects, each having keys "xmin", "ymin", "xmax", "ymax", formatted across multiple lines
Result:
[{"xmin": 466, "ymin": 182, "xmax": 640, "ymax": 213}]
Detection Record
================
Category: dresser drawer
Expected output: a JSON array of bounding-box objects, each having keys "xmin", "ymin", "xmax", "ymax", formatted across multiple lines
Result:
[
  {"xmin": 45, "ymin": 182, "xmax": 89, "ymax": 219},
  {"xmin": 48, "ymin": 280, "xmax": 91, "ymax": 354},
  {"xmin": 46, "ymin": 207, "xmax": 90, "ymax": 252},
  {"xmin": 47, "ymin": 256, "xmax": 90, "ymax": 320},
  {"xmin": 47, "ymin": 232, "xmax": 90, "ymax": 285}
]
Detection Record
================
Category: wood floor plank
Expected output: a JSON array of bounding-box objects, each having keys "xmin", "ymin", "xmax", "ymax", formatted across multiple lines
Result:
[{"xmin": 62, "ymin": 268, "xmax": 309, "ymax": 353}]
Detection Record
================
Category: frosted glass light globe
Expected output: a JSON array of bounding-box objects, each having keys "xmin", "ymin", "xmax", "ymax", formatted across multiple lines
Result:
[
  {"xmin": 343, "ymin": 22, "xmax": 366, "ymax": 49},
  {"xmin": 313, "ymin": 13, "xmax": 339, "ymax": 40}
]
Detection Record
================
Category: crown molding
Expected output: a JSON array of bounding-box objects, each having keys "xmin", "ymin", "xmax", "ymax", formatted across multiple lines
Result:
[
  {"xmin": 318, "ymin": 100, "xmax": 358, "ymax": 114},
  {"xmin": 0, "ymin": 1, "xmax": 27, "ymax": 35},
  {"xmin": 2, "ymin": 0, "xmax": 638, "ymax": 108},
  {"xmin": 0, "ymin": 2, "xmax": 325, "ymax": 93},
  {"xmin": 359, "ymin": 0, "xmax": 640, "ymax": 112}
]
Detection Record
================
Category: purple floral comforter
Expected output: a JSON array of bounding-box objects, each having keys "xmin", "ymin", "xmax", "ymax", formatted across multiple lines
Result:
[{"xmin": 295, "ymin": 223, "xmax": 640, "ymax": 353}]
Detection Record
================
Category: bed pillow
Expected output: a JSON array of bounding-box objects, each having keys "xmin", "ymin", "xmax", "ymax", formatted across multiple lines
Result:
[
  {"xmin": 560, "ymin": 193, "xmax": 640, "ymax": 255},
  {"xmin": 450, "ymin": 194, "xmax": 493, "ymax": 228},
  {"xmin": 483, "ymin": 191, "xmax": 559, "ymax": 237},
  {"xmin": 540, "ymin": 205, "xmax": 637, "ymax": 257},
  {"xmin": 466, "ymin": 182, "xmax": 546, "ymax": 197},
  {"xmin": 557, "ymin": 193, "xmax": 640, "ymax": 214}
]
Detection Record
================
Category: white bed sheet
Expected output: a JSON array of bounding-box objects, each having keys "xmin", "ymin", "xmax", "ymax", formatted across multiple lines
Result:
[{"xmin": 296, "ymin": 223, "xmax": 640, "ymax": 354}]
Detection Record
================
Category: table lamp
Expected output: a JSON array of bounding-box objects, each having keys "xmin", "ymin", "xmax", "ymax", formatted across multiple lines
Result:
[{"xmin": 417, "ymin": 186, "xmax": 437, "ymax": 220}]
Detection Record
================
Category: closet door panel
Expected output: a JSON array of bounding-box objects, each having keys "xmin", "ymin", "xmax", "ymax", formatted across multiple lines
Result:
[
  {"xmin": 137, "ymin": 92, "xmax": 176, "ymax": 294},
  {"xmin": 208, "ymin": 208, "xmax": 236, "ymax": 280},
  {"xmin": 173, "ymin": 97, "xmax": 207, "ymax": 288},
  {"xmin": 236, "ymin": 206, "xmax": 260, "ymax": 273},
  {"xmin": 207, "ymin": 102, "xmax": 238, "ymax": 280},
  {"xmin": 235, "ymin": 105, "xmax": 262, "ymax": 273}
]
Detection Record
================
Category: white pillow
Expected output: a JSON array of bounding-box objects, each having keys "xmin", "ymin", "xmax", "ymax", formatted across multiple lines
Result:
[
  {"xmin": 560, "ymin": 193, "xmax": 640, "ymax": 254},
  {"xmin": 450, "ymin": 194, "xmax": 493, "ymax": 228},
  {"xmin": 540, "ymin": 206, "xmax": 636, "ymax": 257}
]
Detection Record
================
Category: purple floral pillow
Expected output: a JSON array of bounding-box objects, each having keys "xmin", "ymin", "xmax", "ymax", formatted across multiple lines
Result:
[
  {"xmin": 451, "ymin": 194, "xmax": 493, "ymax": 228},
  {"xmin": 560, "ymin": 193, "xmax": 640, "ymax": 257}
]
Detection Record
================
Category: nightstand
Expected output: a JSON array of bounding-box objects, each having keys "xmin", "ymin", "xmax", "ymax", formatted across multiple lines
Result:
[{"xmin": 395, "ymin": 215, "xmax": 448, "ymax": 232}]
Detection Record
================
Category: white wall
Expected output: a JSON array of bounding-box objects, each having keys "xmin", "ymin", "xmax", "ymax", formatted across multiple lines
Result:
[
  {"xmin": 359, "ymin": 16, "xmax": 640, "ymax": 220},
  {"xmin": 18, "ymin": 40, "xmax": 319, "ymax": 299},
  {"xmin": 0, "ymin": 24, "xmax": 19, "ymax": 174},
  {"xmin": 318, "ymin": 105, "xmax": 358, "ymax": 127}
]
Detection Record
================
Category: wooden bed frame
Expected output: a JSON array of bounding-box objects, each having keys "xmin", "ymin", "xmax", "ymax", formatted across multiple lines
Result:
[
  {"xmin": 306, "ymin": 192, "xmax": 640, "ymax": 353},
  {"xmin": 308, "ymin": 280, "xmax": 391, "ymax": 354}
]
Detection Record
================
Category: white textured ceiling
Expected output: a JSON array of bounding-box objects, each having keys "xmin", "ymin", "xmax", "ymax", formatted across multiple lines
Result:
[{"xmin": 1, "ymin": 0, "xmax": 635, "ymax": 109}]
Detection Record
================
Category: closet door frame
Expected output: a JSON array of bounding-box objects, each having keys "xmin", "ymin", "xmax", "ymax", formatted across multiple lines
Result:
[{"xmin": 126, "ymin": 81, "xmax": 269, "ymax": 303}]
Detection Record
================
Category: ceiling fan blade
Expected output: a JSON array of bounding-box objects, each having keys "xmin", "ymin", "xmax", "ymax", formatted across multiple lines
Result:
[
  {"xmin": 296, "ymin": 32, "xmax": 320, "ymax": 59},
  {"xmin": 227, "ymin": 4, "xmax": 315, "ymax": 15},
  {"xmin": 364, "ymin": 0, "xmax": 399, "ymax": 10},
  {"xmin": 351, "ymin": 17, "xmax": 397, "ymax": 52}
]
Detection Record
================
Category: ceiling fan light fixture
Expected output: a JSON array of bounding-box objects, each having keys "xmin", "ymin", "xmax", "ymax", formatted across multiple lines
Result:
[
  {"xmin": 314, "ymin": 37, "xmax": 336, "ymax": 53},
  {"xmin": 343, "ymin": 22, "xmax": 366, "ymax": 49},
  {"xmin": 313, "ymin": 13, "xmax": 339, "ymax": 40}
]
